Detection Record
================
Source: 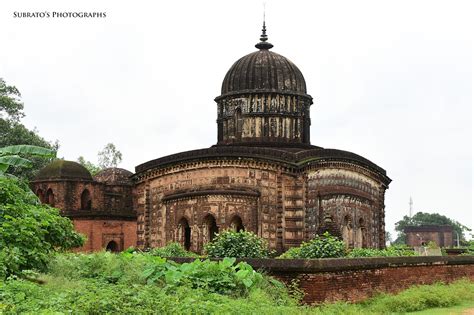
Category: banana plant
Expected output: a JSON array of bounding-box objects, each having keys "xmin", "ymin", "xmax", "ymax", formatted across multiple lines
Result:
[{"xmin": 0, "ymin": 145, "xmax": 56, "ymax": 177}]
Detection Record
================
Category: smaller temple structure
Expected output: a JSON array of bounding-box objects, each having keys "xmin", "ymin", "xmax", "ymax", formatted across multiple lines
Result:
[
  {"xmin": 404, "ymin": 225, "xmax": 454, "ymax": 247},
  {"xmin": 30, "ymin": 160, "xmax": 137, "ymax": 252}
]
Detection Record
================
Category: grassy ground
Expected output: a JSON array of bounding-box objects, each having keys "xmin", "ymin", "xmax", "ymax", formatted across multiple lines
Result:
[
  {"xmin": 0, "ymin": 253, "xmax": 473, "ymax": 314},
  {"xmin": 409, "ymin": 301, "xmax": 474, "ymax": 315}
]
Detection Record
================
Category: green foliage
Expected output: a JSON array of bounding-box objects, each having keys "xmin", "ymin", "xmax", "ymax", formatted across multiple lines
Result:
[
  {"xmin": 0, "ymin": 78, "xmax": 58, "ymax": 179},
  {"xmin": 0, "ymin": 177, "xmax": 84, "ymax": 278},
  {"xmin": 395, "ymin": 212, "xmax": 471, "ymax": 244},
  {"xmin": 0, "ymin": 78, "xmax": 24, "ymax": 122},
  {"xmin": 347, "ymin": 245, "xmax": 416, "ymax": 257},
  {"xmin": 277, "ymin": 246, "xmax": 302, "ymax": 259},
  {"xmin": 98, "ymin": 143, "xmax": 122, "ymax": 169},
  {"xmin": 0, "ymin": 145, "xmax": 56, "ymax": 176},
  {"xmin": 77, "ymin": 156, "xmax": 102, "ymax": 176},
  {"xmin": 47, "ymin": 252, "xmax": 266, "ymax": 297},
  {"xmin": 279, "ymin": 232, "xmax": 346, "ymax": 259},
  {"xmin": 205, "ymin": 230, "xmax": 272, "ymax": 258},
  {"xmin": 365, "ymin": 280, "xmax": 474, "ymax": 313},
  {"xmin": 148, "ymin": 242, "xmax": 199, "ymax": 258}
]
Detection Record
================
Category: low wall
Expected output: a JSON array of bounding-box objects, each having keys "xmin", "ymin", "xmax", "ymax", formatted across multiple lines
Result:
[{"xmin": 171, "ymin": 256, "xmax": 474, "ymax": 304}]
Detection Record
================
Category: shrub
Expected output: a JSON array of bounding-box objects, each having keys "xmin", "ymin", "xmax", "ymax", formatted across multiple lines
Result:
[
  {"xmin": 278, "ymin": 232, "xmax": 345, "ymax": 259},
  {"xmin": 0, "ymin": 177, "xmax": 84, "ymax": 278},
  {"xmin": 148, "ymin": 242, "xmax": 199, "ymax": 258},
  {"xmin": 277, "ymin": 246, "xmax": 301, "ymax": 259},
  {"xmin": 347, "ymin": 245, "xmax": 416, "ymax": 258},
  {"xmin": 297, "ymin": 232, "xmax": 345, "ymax": 259},
  {"xmin": 205, "ymin": 230, "xmax": 272, "ymax": 258}
]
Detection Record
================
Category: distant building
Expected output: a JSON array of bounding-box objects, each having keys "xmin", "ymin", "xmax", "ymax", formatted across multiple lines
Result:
[
  {"xmin": 404, "ymin": 225, "xmax": 453, "ymax": 247},
  {"xmin": 30, "ymin": 160, "xmax": 137, "ymax": 252}
]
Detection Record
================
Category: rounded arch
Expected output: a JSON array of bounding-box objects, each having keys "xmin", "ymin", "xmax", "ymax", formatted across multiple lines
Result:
[
  {"xmin": 46, "ymin": 188, "xmax": 55, "ymax": 206},
  {"xmin": 341, "ymin": 215, "xmax": 353, "ymax": 248},
  {"xmin": 229, "ymin": 215, "xmax": 245, "ymax": 232},
  {"xmin": 177, "ymin": 217, "xmax": 192, "ymax": 250},
  {"xmin": 356, "ymin": 218, "xmax": 367, "ymax": 248},
  {"xmin": 81, "ymin": 189, "xmax": 92, "ymax": 210},
  {"xmin": 106, "ymin": 240, "xmax": 119, "ymax": 253},
  {"xmin": 203, "ymin": 214, "xmax": 219, "ymax": 243},
  {"xmin": 36, "ymin": 189, "xmax": 44, "ymax": 203}
]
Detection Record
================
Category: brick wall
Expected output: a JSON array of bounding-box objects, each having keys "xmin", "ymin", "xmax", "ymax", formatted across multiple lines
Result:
[{"xmin": 171, "ymin": 256, "xmax": 474, "ymax": 304}]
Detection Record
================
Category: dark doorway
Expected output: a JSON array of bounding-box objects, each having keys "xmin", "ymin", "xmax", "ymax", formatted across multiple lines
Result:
[
  {"xmin": 230, "ymin": 216, "xmax": 245, "ymax": 232},
  {"xmin": 106, "ymin": 240, "xmax": 119, "ymax": 252},
  {"xmin": 81, "ymin": 189, "xmax": 92, "ymax": 210},
  {"xmin": 178, "ymin": 218, "xmax": 192, "ymax": 250},
  {"xmin": 46, "ymin": 188, "xmax": 55, "ymax": 206},
  {"xmin": 204, "ymin": 215, "xmax": 219, "ymax": 242}
]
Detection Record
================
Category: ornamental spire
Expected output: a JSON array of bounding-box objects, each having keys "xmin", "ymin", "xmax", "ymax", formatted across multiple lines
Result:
[{"xmin": 255, "ymin": 6, "xmax": 273, "ymax": 50}]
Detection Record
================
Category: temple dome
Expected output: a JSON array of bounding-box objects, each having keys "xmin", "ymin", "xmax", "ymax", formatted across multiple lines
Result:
[
  {"xmin": 218, "ymin": 22, "xmax": 310, "ymax": 100},
  {"xmin": 220, "ymin": 50, "xmax": 308, "ymax": 98},
  {"xmin": 35, "ymin": 160, "xmax": 92, "ymax": 181},
  {"xmin": 94, "ymin": 168, "xmax": 133, "ymax": 185}
]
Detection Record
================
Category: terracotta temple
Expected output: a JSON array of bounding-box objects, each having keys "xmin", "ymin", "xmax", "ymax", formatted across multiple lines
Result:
[{"xmin": 31, "ymin": 24, "xmax": 391, "ymax": 253}]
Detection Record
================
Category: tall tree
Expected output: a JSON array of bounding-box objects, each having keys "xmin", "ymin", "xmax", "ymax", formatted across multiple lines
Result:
[
  {"xmin": 394, "ymin": 212, "xmax": 471, "ymax": 244},
  {"xmin": 0, "ymin": 78, "xmax": 24, "ymax": 122},
  {"xmin": 98, "ymin": 143, "xmax": 122, "ymax": 169},
  {"xmin": 0, "ymin": 78, "xmax": 58, "ymax": 179}
]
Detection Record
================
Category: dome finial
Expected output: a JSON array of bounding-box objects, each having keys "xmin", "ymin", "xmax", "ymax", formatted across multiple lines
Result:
[{"xmin": 255, "ymin": 3, "xmax": 273, "ymax": 50}]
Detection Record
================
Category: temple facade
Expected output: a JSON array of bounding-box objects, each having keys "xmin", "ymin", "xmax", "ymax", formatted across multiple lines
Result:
[{"xmin": 32, "ymin": 24, "xmax": 391, "ymax": 253}]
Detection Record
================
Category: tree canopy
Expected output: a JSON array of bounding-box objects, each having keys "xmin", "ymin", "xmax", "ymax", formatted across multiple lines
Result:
[
  {"xmin": 0, "ymin": 78, "xmax": 58, "ymax": 179},
  {"xmin": 394, "ymin": 212, "xmax": 471, "ymax": 244},
  {"xmin": 98, "ymin": 143, "xmax": 122, "ymax": 169},
  {"xmin": 77, "ymin": 143, "xmax": 123, "ymax": 175},
  {"xmin": 0, "ymin": 177, "xmax": 84, "ymax": 278}
]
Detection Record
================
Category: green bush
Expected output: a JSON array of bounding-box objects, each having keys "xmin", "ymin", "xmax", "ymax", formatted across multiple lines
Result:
[
  {"xmin": 277, "ymin": 246, "xmax": 302, "ymax": 259},
  {"xmin": 0, "ymin": 177, "xmax": 84, "ymax": 278},
  {"xmin": 278, "ymin": 232, "xmax": 345, "ymax": 259},
  {"xmin": 205, "ymin": 230, "xmax": 272, "ymax": 258},
  {"xmin": 148, "ymin": 242, "xmax": 199, "ymax": 258},
  {"xmin": 347, "ymin": 245, "xmax": 416, "ymax": 258}
]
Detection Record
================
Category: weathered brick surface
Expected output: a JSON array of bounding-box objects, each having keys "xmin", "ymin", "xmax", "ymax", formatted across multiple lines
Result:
[
  {"xmin": 31, "ymin": 172, "xmax": 137, "ymax": 252},
  {"xmin": 73, "ymin": 219, "xmax": 137, "ymax": 252},
  {"xmin": 134, "ymin": 157, "xmax": 389, "ymax": 253}
]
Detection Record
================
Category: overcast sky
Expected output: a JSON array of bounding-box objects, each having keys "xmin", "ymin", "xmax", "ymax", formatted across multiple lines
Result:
[{"xmin": 1, "ymin": 0, "xmax": 472, "ymax": 238}]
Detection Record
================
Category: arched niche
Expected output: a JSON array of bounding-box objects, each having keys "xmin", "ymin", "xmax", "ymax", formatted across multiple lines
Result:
[
  {"xmin": 234, "ymin": 107, "xmax": 242, "ymax": 140},
  {"xmin": 81, "ymin": 189, "xmax": 92, "ymax": 210},
  {"xmin": 355, "ymin": 218, "xmax": 367, "ymax": 248},
  {"xmin": 203, "ymin": 214, "xmax": 219, "ymax": 243},
  {"xmin": 229, "ymin": 215, "xmax": 245, "ymax": 232},
  {"xmin": 46, "ymin": 188, "xmax": 55, "ymax": 207},
  {"xmin": 106, "ymin": 240, "xmax": 119, "ymax": 253},
  {"xmin": 177, "ymin": 217, "xmax": 191, "ymax": 250},
  {"xmin": 341, "ymin": 215, "xmax": 353, "ymax": 248}
]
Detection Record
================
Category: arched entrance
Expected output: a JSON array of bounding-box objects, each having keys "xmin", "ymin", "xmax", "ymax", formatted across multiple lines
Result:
[
  {"xmin": 177, "ymin": 217, "xmax": 192, "ymax": 250},
  {"xmin": 229, "ymin": 216, "xmax": 245, "ymax": 232},
  {"xmin": 81, "ymin": 189, "xmax": 92, "ymax": 210},
  {"xmin": 341, "ymin": 215, "xmax": 353, "ymax": 248},
  {"xmin": 355, "ymin": 218, "xmax": 366, "ymax": 248},
  {"xmin": 106, "ymin": 240, "xmax": 119, "ymax": 252},
  {"xmin": 203, "ymin": 214, "xmax": 219, "ymax": 243},
  {"xmin": 46, "ymin": 188, "xmax": 55, "ymax": 206}
]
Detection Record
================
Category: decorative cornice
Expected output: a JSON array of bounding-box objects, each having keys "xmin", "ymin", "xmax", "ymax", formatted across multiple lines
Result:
[{"xmin": 162, "ymin": 189, "xmax": 260, "ymax": 203}]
